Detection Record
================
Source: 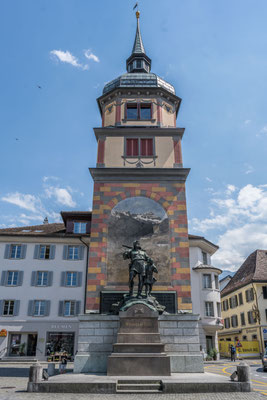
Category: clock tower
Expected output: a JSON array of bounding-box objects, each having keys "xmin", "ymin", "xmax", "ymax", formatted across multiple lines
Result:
[{"xmin": 86, "ymin": 11, "xmax": 191, "ymax": 314}]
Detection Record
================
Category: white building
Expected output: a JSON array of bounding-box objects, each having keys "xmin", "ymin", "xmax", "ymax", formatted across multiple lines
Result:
[
  {"xmin": 0, "ymin": 212, "xmax": 90, "ymax": 361},
  {"xmin": 189, "ymin": 234, "xmax": 223, "ymax": 357}
]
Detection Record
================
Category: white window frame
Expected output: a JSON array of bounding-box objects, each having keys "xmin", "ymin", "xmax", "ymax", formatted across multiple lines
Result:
[
  {"xmin": 202, "ymin": 251, "xmax": 208, "ymax": 265},
  {"xmin": 37, "ymin": 271, "xmax": 48, "ymax": 287},
  {"xmin": 10, "ymin": 245, "xmax": 22, "ymax": 259},
  {"xmin": 203, "ymin": 274, "xmax": 212, "ymax": 289},
  {"xmin": 73, "ymin": 222, "xmax": 87, "ymax": 234},
  {"xmin": 3, "ymin": 300, "xmax": 15, "ymax": 316},
  {"xmin": 34, "ymin": 300, "xmax": 45, "ymax": 316},
  {"xmin": 66, "ymin": 272, "xmax": 77, "ymax": 287},
  {"xmin": 217, "ymin": 302, "xmax": 221, "ymax": 317},
  {"xmin": 205, "ymin": 301, "xmax": 214, "ymax": 317},
  {"xmin": 64, "ymin": 300, "xmax": 75, "ymax": 316},
  {"xmin": 7, "ymin": 271, "xmax": 18, "ymax": 286},
  {"xmin": 214, "ymin": 275, "xmax": 219, "ymax": 290},
  {"xmin": 68, "ymin": 246, "xmax": 79, "ymax": 260},
  {"xmin": 39, "ymin": 245, "xmax": 50, "ymax": 260}
]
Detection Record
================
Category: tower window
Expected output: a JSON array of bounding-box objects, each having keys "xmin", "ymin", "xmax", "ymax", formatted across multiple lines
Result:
[
  {"xmin": 140, "ymin": 139, "xmax": 153, "ymax": 156},
  {"xmin": 126, "ymin": 103, "xmax": 152, "ymax": 120},
  {"xmin": 140, "ymin": 104, "xmax": 151, "ymax": 120},
  {"xmin": 126, "ymin": 139, "xmax": 139, "ymax": 156},
  {"xmin": 136, "ymin": 60, "xmax": 142, "ymax": 68},
  {"xmin": 125, "ymin": 138, "xmax": 154, "ymax": 157},
  {"xmin": 126, "ymin": 104, "xmax": 138, "ymax": 119}
]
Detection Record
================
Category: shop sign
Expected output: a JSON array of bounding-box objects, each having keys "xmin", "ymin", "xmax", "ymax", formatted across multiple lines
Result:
[
  {"xmin": 245, "ymin": 328, "xmax": 257, "ymax": 333},
  {"xmin": 219, "ymin": 340, "xmax": 260, "ymax": 355},
  {"xmin": 0, "ymin": 329, "xmax": 7, "ymax": 337},
  {"xmin": 50, "ymin": 324, "xmax": 73, "ymax": 330},
  {"xmin": 263, "ymin": 328, "xmax": 267, "ymax": 340}
]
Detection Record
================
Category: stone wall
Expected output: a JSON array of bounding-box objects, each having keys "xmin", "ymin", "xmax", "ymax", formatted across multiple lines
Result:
[{"xmin": 74, "ymin": 313, "xmax": 203, "ymax": 373}]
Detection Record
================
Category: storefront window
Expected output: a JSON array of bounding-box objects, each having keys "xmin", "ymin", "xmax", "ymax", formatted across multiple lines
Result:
[
  {"xmin": 9, "ymin": 334, "xmax": 21, "ymax": 356},
  {"xmin": 46, "ymin": 332, "xmax": 75, "ymax": 357}
]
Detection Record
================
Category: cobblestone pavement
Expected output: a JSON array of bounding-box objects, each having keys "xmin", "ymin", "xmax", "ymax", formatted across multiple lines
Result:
[{"xmin": 0, "ymin": 363, "xmax": 264, "ymax": 400}]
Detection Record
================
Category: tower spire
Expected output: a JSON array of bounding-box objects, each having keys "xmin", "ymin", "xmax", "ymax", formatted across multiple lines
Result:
[
  {"xmin": 132, "ymin": 11, "xmax": 145, "ymax": 55},
  {"xmin": 126, "ymin": 11, "xmax": 151, "ymax": 74}
]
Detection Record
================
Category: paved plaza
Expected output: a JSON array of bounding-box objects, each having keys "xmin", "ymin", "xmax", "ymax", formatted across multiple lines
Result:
[{"xmin": 0, "ymin": 363, "xmax": 264, "ymax": 399}]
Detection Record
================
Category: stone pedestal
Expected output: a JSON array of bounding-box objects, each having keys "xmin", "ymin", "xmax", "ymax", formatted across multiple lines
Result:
[
  {"xmin": 74, "ymin": 312, "xmax": 203, "ymax": 374},
  {"xmin": 107, "ymin": 302, "xmax": 170, "ymax": 376}
]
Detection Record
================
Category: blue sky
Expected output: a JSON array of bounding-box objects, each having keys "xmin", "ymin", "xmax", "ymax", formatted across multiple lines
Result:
[{"xmin": 1, "ymin": 0, "xmax": 267, "ymax": 272}]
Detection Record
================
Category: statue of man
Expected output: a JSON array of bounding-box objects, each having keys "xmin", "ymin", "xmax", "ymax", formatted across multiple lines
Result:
[{"xmin": 123, "ymin": 240, "xmax": 150, "ymax": 298}]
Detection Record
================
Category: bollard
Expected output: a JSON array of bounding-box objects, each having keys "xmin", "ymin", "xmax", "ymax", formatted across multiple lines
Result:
[
  {"xmin": 47, "ymin": 363, "xmax": 55, "ymax": 376},
  {"xmin": 28, "ymin": 363, "xmax": 43, "ymax": 383},
  {"xmin": 237, "ymin": 361, "xmax": 250, "ymax": 382}
]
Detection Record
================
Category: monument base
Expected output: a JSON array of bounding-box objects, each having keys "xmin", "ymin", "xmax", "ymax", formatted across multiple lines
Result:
[
  {"xmin": 74, "ymin": 311, "xmax": 204, "ymax": 374},
  {"xmin": 107, "ymin": 300, "xmax": 170, "ymax": 376}
]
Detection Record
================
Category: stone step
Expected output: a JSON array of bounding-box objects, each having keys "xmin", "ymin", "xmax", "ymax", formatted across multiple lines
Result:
[
  {"xmin": 0, "ymin": 357, "xmax": 38, "ymax": 363},
  {"xmin": 116, "ymin": 381, "xmax": 163, "ymax": 393},
  {"xmin": 117, "ymin": 380, "xmax": 162, "ymax": 384},
  {"xmin": 113, "ymin": 343, "xmax": 165, "ymax": 353},
  {"xmin": 107, "ymin": 354, "xmax": 171, "ymax": 376},
  {"xmin": 117, "ymin": 384, "xmax": 162, "ymax": 390},
  {"xmin": 109, "ymin": 352, "xmax": 167, "ymax": 357}
]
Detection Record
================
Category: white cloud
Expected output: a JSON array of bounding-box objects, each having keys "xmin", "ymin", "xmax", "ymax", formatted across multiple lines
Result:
[
  {"xmin": 45, "ymin": 186, "xmax": 76, "ymax": 207},
  {"xmin": 260, "ymin": 125, "xmax": 267, "ymax": 134},
  {"xmin": 1, "ymin": 192, "xmax": 40, "ymax": 212},
  {"xmin": 190, "ymin": 183, "xmax": 267, "ymax": 271},
  {"xmin": 244, "ymin": 119, "xmax": 251, "ymax": 125},
  {"xmin": 50, "ymin": 50, "xmax": 88, "ymax": 70},
  {"xmin": 226, "ymin": 184, "xmax": 236, "ymax": 196},
  {"xmin": 43, "ymin": 176, "xmax": 59, "ymax": 183},
  {"xmin": 84, "ymin": 49, "xmax": 100, "ymax": 63},
  {"xmin": 205, "ymin": 177, "xmax": 212, "ymax": 182},
  {"xmin": 244, "ymin": 163, "xmax": 254, "ymax": 175}
]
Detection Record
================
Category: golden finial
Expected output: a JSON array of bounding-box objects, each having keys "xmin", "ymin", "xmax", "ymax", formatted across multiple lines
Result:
[{"xmin": 136, "ymin": 10, "xmax": 140, "ymax": 19}]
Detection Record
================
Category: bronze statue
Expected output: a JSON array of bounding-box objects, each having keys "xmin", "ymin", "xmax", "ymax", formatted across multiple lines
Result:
[
  {"xmin": 144, "ymin": 259, "xmax": 158, "ymax": 297},
  {"xmin": 123, "ymin": 240, "xmax": 157, "ymax": 298}
]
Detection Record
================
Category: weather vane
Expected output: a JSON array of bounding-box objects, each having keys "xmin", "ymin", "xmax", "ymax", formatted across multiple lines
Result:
[{"xmin": 133, "ymin": 2, "xmax": 139, "ymax": 11}]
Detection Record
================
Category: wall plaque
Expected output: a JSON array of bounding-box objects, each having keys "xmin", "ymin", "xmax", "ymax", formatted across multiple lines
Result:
[{"xmin": 100, "ymin": 291, "xmax": 177, "ymax": 314}]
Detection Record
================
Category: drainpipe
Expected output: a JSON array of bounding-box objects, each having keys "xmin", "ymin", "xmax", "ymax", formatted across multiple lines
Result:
[
  {"xmin": 79, "ymin": 237, "xmax": 90, "ymax": 314},
  {"xmin": 252, "ymin": 283, "xmax": 264, "ymax": 355}
]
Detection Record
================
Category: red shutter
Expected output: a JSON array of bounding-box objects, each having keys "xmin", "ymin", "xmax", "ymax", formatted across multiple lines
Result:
[
  {"xmin": 141, "ymin": 139, "xmax": 153, "ymax": 156},
  {"xmin": 126, "ymin": 139, "xmax": 138, "ymax": 156}
]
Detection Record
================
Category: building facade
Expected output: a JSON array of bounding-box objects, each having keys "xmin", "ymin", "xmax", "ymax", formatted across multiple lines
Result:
[
  {"xmin": 219, "ymin": 250, "xmax": 267, "ymax": 356},
  {"xmin": 0, "ymin": 212, "xmax": 90, "ymax": 361},
  {"xmin": 189, "ymin": 234, "xmax": 223, "ymax": 357}
]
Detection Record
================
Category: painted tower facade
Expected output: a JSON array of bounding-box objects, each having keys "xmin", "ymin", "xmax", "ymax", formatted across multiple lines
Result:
[{"xmin": 86, "ymin": 12, "xmax": 191, "ymax": 313}]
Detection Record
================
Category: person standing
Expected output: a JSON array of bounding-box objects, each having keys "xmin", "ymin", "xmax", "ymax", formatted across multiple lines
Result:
[{"xmin": 231, "ymin": 345, "xmax": 236, "ymax": 361}]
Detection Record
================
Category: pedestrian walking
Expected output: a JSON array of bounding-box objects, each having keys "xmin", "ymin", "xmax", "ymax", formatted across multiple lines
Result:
[
  {"xmin": 59, "ymin": 352, "xmax": 68, "ymax": 374},
  {"xmin": 230, "ymin": 345, "xmax": 236, "ymax": 361}
]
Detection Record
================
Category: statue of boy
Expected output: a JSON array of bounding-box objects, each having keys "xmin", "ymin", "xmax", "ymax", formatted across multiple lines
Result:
[
  {"xmin": 144, "ymin": 259, "xmax": 158, "ymax": 297},
  {"xmin": 123, "ymin": 240, "xmax": 150, "ymax": 298}
]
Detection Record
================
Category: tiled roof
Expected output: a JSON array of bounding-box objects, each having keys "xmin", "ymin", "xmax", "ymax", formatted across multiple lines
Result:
[
  {"xmin": 0, "ymin": 223, "xmax": 65, "ymax": 236},
  {"xmin": 221, "ymin": 250, "xmax": 267, "ymax": 297}
]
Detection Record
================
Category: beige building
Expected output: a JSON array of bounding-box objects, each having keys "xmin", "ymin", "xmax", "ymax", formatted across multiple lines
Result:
[{"xmin": 219, "ymin": 250, "xmax": 267, "ymax": 355}]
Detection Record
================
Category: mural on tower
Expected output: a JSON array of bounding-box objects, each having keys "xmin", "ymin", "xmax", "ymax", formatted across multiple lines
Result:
[{"xmin": 107, "ymin": 197, "xmax": 171, "ymax": 285}]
